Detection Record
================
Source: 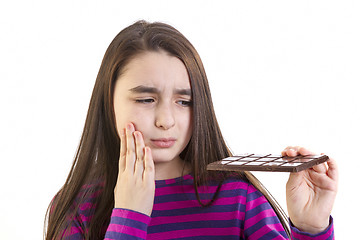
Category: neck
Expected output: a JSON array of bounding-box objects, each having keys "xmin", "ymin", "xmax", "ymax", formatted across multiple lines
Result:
[{"xmin": 154, "ymin": 157, "xmax": 191, "ymax": 180}]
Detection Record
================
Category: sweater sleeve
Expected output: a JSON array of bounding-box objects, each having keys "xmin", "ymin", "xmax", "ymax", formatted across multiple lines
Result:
[
  {"xmin": 104, "ymin": 208, "xmax": 151, "ymax": 240},
  {"xmin": 290, "ymin": 216, "xmax": 335, "ymax": 240},
  {"xmin": 243, "ymin": 184, "xmax": 334, "ymax": 240}
]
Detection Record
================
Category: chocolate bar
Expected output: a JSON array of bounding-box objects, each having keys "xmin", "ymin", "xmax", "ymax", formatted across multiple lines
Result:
[{"xmin": 207, "ymin": 154, "xmax": 329, "ymax": 172}]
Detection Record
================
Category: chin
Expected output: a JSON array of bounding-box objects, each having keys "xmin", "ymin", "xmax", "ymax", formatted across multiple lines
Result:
[{"xmin": 151, "ymin": 151, "xmax": 180, "ymax": 163}]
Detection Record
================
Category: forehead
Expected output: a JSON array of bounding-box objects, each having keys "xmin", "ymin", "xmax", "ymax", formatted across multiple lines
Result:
[{"xmin": 116, "ymin": 51, "xmax": 191, "ymax": 90}]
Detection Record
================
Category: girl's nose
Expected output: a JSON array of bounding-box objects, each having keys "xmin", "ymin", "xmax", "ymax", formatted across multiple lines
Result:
[{"xmin": 155, "ymin": 104, "xmax": 175, "ymax": 130}]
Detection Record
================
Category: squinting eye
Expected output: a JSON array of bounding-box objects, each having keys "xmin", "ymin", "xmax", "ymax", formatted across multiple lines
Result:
[
  {"xmin": 178, "ymin": 100, "xmax": 192, "ymax": 107},
  {"xmin": 135, "ymin": 99, "xmax": 154, "ymax": 104}
]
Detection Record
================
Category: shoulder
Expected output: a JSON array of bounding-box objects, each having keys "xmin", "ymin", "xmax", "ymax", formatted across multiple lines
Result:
[
  {"xmin": 213, "ymin": 173, "xmax": 270, "ymax": 204},
  {"xmin": 47, "ymin": 180, "xmax": 105, "ymax": 238},
  {"xmin": 221, "ymin": 174, "xmax": 251, "ymax": 191},
  {"xmin": 205, "ymin": 173, "xmax": 253, "ymax": 203}
]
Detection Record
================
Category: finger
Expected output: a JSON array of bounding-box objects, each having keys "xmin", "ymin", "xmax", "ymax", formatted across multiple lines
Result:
[
  {"xmin": 304, "ymin": 151, "xmax": 326, "ymax": 173},
  {"xmin": 297, "ymin": 146, "xmax": 316, "ymax": 156},
  {"xmin": 309, "ymin": 156, "xmax": 338, "ymax": 191},
  {"xmin": 143, "ymin": 147, "xmax": 155, "ymax": 181},
  {"xmin": 326, "ymin": 156, "xmax": 339, "ymax": 183},
  {"xmin": 119, "ymin": 128, "xmax": 126, "ymax": 173},
  {"xmin": 282, "ymin": 146, "xmax": 298, "ymax": 157},
  {"xmin": 125, "ymin": 123, "xmax": 136, "ymax": 172},
  {"xmin": 134, "ymin": 131, "xmax": 145, "ymax": 177},
  {"xmin": 282, "ymin": 146, "xmax": 316, "ymax": 157},
  {"xmin": 311, "ymin": 162, "xmax": 328, "ymax": 173},
  {"xmin": 281, "ymin": 146, "xmax": 293, "ymax": 156}
]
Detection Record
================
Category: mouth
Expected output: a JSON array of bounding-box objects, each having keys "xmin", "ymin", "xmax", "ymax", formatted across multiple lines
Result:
[{"xmin": 150, "ymin": 138, "xmax": 176, "ymax": 148}]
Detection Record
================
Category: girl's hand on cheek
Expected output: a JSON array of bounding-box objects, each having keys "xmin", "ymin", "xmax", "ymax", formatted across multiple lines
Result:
[
  {"xmin": 283, "ymin": 146, "xmax": 338, "ymax": 234},
  {"xmin": 114, "ymin": 123, "xmax": 155, "ymax": 216}
]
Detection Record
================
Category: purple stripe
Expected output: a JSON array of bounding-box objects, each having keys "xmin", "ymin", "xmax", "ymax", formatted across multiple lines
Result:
[
  {"xmin": 153, "ymin": 195, "xmax": 247, "ymax": 211},
  {"xmin": 112, "ymin": 208, "xmax": 150, "ymax": 224},
  {"xmin": 107, "ymin": 224, "xmax": 146, "ymax": 239}
]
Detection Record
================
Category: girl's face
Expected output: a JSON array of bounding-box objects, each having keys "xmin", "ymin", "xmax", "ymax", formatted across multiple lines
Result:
[{"xmin": 113, "ymin": 50, "xmax": 193, "ymax": 171}]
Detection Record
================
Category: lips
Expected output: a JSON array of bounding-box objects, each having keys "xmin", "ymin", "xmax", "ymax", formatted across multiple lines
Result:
[{"xmin": 150, "ymin": 138, "xmax": 176, "ymax": 148}]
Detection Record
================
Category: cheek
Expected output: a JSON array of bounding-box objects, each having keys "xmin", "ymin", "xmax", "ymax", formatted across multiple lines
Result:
[
  {"xmin": 180, "ymin": 111, "xmax": 193, "ymax": 138},
  {"xmin": 115, "ymin": 105, "xmax": 142, "ymax": 132},
  {"xmin": 116, "ymin": 109, "xmax": 152, "ymax": 135}
]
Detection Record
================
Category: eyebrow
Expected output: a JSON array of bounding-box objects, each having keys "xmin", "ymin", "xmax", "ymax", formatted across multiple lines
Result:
[{"xmin": 129, "ymin": 85, "xmax": 192, "ymax": 96}]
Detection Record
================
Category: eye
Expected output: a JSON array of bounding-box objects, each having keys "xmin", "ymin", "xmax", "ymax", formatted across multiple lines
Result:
[
  {"xmin": 178, "ymin": 100, "xmax": 192, "ymax": 107},
  {"xmin": 135, "ymin": 99, "xmax": 155, "ymax": 104}
]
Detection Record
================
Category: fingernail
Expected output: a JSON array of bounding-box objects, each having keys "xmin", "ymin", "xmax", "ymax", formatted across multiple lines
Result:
[{"xmin": 127, "ymin": 123, "xmax": 132, "ymax": 130}]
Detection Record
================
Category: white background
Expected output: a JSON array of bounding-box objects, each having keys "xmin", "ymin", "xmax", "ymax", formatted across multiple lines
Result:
[{"xmin": 1, "ymin": 0, "xmax": 359, "ymax": 239}]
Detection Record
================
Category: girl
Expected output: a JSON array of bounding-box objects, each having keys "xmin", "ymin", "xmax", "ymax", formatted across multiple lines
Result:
[{"xmin": 45, "ymin": 20, "xmax": 338, "ymax": 239}]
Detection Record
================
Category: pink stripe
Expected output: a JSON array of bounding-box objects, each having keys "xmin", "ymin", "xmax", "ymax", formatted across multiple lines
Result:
[
  {"xmin": 81, "ymin": 183, "xmax": 96, "ymax": 189},
  {"xmin": 89, "ymin": 189, "xmax": 102, "ymax": 198},
  {"xmin": 148, "ymin": 227, "xmax": 240, "ymax": 238},
  {"xmin": 78, "ymin": 189, "xmax": 102, "ymax": 199},
  {"xmin": 81, "ymin": 182, "xmax": 104, "ymax": 190},
  {"xmin": 112, "ymin": 209, "xmax": 150, "ymax": 224},
  {"xmin": 250, "ymin": 223, "xmax": 285, "ymax": 239},
  {"xmin": 61, "ymin": 226, "xmax": 83, "ymax": 237},
  {"xmin": 247, "ymin": 184, "xmax": 258, "ymax": 194},
  {"xmin": 79, "ymin": 213, "xmax": 92, "ymax": 223},
  {"xmin": 245, "ymin": 209, "xmax": 277, "ymax": 228},
  {"xmin": 79, "ymin": 202, "xmax": 95, "ymax": 211},
  {"xmin": 107, "ymin": 224, "xmax": 146, "ymax": 239},
  {"xmin": 183, "ymin": 175, "xmax": 193, "ymax": 180},
  {"xmin": 156, "ymin": 181, "xmax": 248, "ymax": 196},
  {"xmin": 165, "ymin": 178, "xmax": 176, "ymax": 184},
  {"xmin": 149, "ymin": 211, "xmax": 245, "ymax": 226},
  {"xmin": 153, "ymin": 195, "xmax": 247, "ymax": 211},
  {"xmin": 272, "ymin": 235, "xmax": 287, "ymax": 240}
]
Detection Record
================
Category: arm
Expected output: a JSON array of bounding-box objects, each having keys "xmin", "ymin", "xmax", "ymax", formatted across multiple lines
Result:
[
  {"xmin": 60, "ymin": 208, "xmax": 151, "ymax": 240},
  {"xmin": 107, "ymin": 122, "xmax": 155, "ymax": 239},
  {"xmin": 54, "ymin": 123, "xmax": 155, "ymax": 240}
]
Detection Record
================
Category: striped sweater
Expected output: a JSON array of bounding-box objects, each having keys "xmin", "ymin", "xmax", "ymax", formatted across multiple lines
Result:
[{"xmin": 64, "ymin": 174, "xmax": 334, "ymax": 239}]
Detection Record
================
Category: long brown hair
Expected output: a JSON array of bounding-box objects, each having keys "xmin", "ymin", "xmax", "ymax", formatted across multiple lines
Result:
[{"xmin": 45, "ymin": 20, "xmax": 290, "ymax": 239}]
